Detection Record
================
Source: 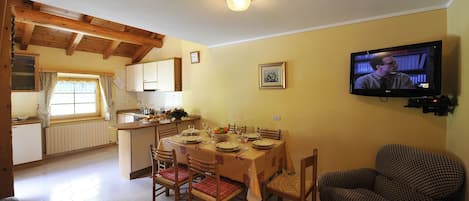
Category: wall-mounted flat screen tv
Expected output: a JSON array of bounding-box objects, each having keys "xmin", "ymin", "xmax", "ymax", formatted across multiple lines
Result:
[{"xmin": 350, "ymin": 40, "xmax": 442, "ymax": 97}]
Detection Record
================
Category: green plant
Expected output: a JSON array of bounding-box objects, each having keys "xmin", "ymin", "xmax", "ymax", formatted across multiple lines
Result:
[{"xmin": 168, "ymin": 108, "xmax": 188, "ymax": 120}]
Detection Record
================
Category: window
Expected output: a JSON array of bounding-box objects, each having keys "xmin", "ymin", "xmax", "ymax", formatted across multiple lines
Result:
[{"xmin": 51, "ymin": 78, "xmax": 100, "ymax": 119}]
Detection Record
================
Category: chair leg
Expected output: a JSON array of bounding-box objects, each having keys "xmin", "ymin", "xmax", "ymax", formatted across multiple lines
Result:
[
  {"xmin": 152, "ymin": 183, "xmax": 156, "ymax": 201},
  {"xmin": 165, "ymin": 187, "xmax": 170, "ymax": 196},
  {"xmin": 175, "ymin": 186, "xmax": 180, "ymax": 201}
]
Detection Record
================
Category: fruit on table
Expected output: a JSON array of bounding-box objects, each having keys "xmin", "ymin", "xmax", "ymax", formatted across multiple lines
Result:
[{"xmin": 213, "ymin": 127, "xmax": 228, "ymax": 134}]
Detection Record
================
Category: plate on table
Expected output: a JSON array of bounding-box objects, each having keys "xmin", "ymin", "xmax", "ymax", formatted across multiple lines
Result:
[
  {"xmin": 180, "ymin": 136, "xmax": 202, "ymax": 144},
  {"xmin": 216, "ymin": 142, "xmax": 240, "ymax": 151},
  {"xmin": 244, "ymin": 133, "xmax": 260, "ymax": 140},
  {"xmin": 216, "ymin": 147, "xmax": 241, "ymax": 152},
  {"xmin": 181, "ymin": 128, "xmax": 200, "ymax": 136},
  {"xmin": 252, "ymin": 139, "xmax": 274, "ymax": 149}
]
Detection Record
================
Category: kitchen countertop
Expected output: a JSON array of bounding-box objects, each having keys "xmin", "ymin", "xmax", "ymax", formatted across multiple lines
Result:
[
  {"xmin": 12, "ymin": 117, "xmax": 41, "ymax": 126},
  {"xmin": 115, "ymin": 115, "xmax": 200, "ymax": 130}
]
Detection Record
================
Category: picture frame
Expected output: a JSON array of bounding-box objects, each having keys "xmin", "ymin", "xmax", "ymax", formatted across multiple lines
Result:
[
  {"xmin": 259, "ymin": 62, "xmax": 286, "ymax": 89},
  {"xmin": 190, "ymin": 51, "xmax": 200, "ymax": 64}
]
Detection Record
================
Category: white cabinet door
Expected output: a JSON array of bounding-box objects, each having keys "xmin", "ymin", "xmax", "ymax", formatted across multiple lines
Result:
[
  {"xmin": 143, "ymin": 62, "xmax": 158, "ymax": 90},
  {"xmin": 126, "ymin": 64, "xmax": 143, "ymax": 92},
  {"xmin": 157, "ymin": 59, "xmax": 175, "ymax": 91},
  {"xmin": 12, "ymin": 123, "xmax": 42, "ymax": 165}
]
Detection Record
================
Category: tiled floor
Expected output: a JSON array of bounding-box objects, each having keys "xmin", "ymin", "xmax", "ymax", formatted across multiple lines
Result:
[{"xmin": 13, "ymin": 146, "xmax": 175, "ymax": 201}]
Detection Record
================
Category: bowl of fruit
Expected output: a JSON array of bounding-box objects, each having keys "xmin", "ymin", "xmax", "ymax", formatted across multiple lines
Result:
[{"xmin": 213, "ymin": 127, "xmax": 229, "ymax": 141}]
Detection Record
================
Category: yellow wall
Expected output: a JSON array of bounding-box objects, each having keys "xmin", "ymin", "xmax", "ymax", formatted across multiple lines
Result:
[
  {"xmin": 11, "ymin": 45, "xmax": 138, "ymax": 117},
  {"xmin": 181, "ymin": 10, "xmax": 448, "ymax": 173},
  {"xmin": 447, "ymin": 0, "xmax": 469, "ymax": 200}
]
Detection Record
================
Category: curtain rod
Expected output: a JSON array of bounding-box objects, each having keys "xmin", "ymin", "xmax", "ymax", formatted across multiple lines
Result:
[{"xmin": 39, "ymin": 68, "xmax": 114, "ymax": 76}]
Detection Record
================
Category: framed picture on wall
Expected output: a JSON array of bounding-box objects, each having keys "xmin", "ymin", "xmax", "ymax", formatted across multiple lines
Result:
[
  {"xmin": 258, "ymin": 62, "xmax": 286, "ymax": 89},
  {"xmin": 190, "ymin": 51, "xmax": 200, "ymax": 64}
]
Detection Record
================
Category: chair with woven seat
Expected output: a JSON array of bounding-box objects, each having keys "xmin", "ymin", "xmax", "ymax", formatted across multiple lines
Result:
[
  {"xmin": 187, "ymin": 154, "xmax": 244, "ymax": 201},
  {"xmin": 157, "ymin": 124, "xmax": 179, "ymax": 143},
  {"xmin": 228, "ymin": 124, "xmax": 247, "ymax": 135},
  {"xmin": 318, "ymin": 144, "xmax": 465, "ymax": 201},
  {"xmin": 227, "ymin": 123, "xmax": 237, "ymax": 134},
  {"xmin": 257, "ymin": 127, "xmax": 281, "ymax": 140},
  {"xmin": 150, "ymin": 144, "xmax": 190, "ymax": 201},
  {"xmin": 266, "ymin": 149, "xmax": 318, "ymax": 201}
]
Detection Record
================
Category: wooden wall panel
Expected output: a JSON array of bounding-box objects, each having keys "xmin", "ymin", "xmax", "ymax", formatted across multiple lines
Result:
[{"xmin": 0, "ymin": 0, "xmax": 14, "ymax": 198}]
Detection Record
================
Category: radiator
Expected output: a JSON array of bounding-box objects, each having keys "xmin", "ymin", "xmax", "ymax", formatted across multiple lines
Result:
[{"xmin": 46, "ymin": 120, "xmax": 114, "ymax": 155}]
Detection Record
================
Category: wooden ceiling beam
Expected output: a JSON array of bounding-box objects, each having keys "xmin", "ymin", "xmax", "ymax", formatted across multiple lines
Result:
[
  {"xmin": 66, "ymin": 33, "xmax": 84, "ymax": 55},
  {"xmin": 132, "ymin": 33, "xmax": 157, "ymax": 63},
  {"xmin": 14, "ymin": 6, "xmax": 163, "ymax": 48},
  {"xmin": 103, "ymin": 40, "xmax": 121, "ymax": 59},
  {"xmin": 20, "ymin": 23, "xmax": 35, "ymax": 50},
  {"xmin": 132, "ymin": 45, "xmax": 153, "ymax": 63}
]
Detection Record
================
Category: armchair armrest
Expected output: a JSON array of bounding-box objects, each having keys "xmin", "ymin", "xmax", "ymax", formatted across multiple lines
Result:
[{"xmin": 319, "ymin": 168, "xmax": 377, "ymax": 191}]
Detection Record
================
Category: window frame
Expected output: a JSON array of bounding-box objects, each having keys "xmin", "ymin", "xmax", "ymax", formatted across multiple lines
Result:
[{"xmin": 50, "ymin": 77, "xmax": 101, "ymax": 121}]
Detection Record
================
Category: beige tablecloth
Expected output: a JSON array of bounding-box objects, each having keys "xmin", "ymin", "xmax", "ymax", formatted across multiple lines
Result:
[{"xmin": 158, "ymin": 133, "xmax": 294, "ymax": 201}]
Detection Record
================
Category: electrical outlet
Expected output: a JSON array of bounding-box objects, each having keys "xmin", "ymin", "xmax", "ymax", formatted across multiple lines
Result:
[{"xmin": 273, "ymin": 115, "xmax": 281, "ymax": 121}]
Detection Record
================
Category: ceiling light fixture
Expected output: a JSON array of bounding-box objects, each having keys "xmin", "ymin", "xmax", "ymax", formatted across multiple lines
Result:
[{"xmin": 226, "ymin": 0, "xmax": 251, "ymax": 12}]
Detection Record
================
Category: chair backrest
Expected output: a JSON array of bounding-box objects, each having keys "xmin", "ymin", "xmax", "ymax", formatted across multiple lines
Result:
[
  {"xmin": 150, "ymin": 144, "xmax": 178, "ymax": 176},
  {"xmin": 227, "ymin": 123, "xmax": 236, "ymax": 133},
  {"xmin": 300, "ymin": 149, "xmax": 318, "ymax": 201},
  {"xmin": 187, "ymin": 155, "xmax": 221, "ymax": 199},
  {"xmin": 157, "ymin": 124, "xmax": 178, "ymax": 142},
  {"xmin": 257, "ymin": 127, "xmax": 281, "ymax": 140},
  {"xmin": 375, "ymin": 144, "xmax": 465, "ymax": 200}
]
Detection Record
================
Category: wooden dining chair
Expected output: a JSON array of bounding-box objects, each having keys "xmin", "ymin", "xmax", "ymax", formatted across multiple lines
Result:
[
  {"xmin": 187, "ymin": 154, "xmax": 244, "ymax": 201},
  {"xmin": 266, "ymin": 149, "xmax": 318, "ymax": 201},
  {"xmin": 257, "ymin": 127, "xmax": 281, "ymax": 140},
  {"xmin": 157, "ymin": 124, "xmax": 179, "ymax": 142},
  {"xmin": 227, "ymin": 123, "xmax": 237, "ymax": 133},
  {"xmin": 150, "ymin": 144, "xmax": 190, "ymax": 201}
]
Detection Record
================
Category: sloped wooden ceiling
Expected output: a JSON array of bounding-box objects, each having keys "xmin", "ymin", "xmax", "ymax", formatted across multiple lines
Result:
[{"xmin": 10, "ymin": 0, "xmax": 164, "ymax": 63}]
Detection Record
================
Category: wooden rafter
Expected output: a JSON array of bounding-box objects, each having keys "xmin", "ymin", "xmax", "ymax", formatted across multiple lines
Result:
[
  {"xmin": 20, "ymin": 23, "xmax": 34, "ymax": 50},
  {"xmin": 132, "ymin": 33, "xmax": 157, "ymax": 63},
  {"xmin": 103, "ymin": 40, "xmax": 121, "ymax": 59},
  {"xmin": 66, "ymin": 32, "xmax": 83, "ymax": 55},
  {"xmin": 14, "ymin": 6, "xmax": 164, "ymax": 48}
]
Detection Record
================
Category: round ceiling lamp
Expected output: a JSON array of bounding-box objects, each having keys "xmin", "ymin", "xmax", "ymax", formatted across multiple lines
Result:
[{"xmin": 226, "ymin": 0, "xmax": 251, "ymax": 12}]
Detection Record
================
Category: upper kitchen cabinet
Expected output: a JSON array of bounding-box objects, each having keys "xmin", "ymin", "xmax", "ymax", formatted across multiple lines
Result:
[
  {"xmin": 12, "ymin": 53, "xmax": 39, "ymax": 91},
  {"xmin": 126, "ymin": 58, "xmax": 181, "ymax": 92},
  {"xmin": 143, "ymin": 62, "xmax": 158, "ymax": 91},
  {"xmin": 157, "ymin": 58, "xmax": 181, "ymax": 92},
  {"xmin": 126, "ymin": 63, "xmax": 144, "ymax": 92}
]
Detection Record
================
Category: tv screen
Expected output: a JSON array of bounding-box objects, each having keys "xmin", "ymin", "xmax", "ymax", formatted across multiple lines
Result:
[{"xmin": 350, "ymin": 40, "xmax": 442, "ymax": 97}]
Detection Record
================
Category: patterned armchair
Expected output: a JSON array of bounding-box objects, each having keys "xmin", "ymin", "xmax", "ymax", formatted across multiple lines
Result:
[{"xmin": 319, "ymin": 144, "xmax": 465, "ymax": 201}]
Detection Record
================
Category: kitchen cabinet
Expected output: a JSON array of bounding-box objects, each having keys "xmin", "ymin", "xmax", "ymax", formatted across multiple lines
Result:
[
  {"xmin": 12, "ymin": 123, "xmax": 42, "ymax": 165},
  {"xmin": 125, "ymin": 58, "xmax": 181, "ymax": 92},
  {"xmin": 143, "ymin": 62, "xmax": 158, "ymax": 90},
  {"xmin": 126, "ymin": 63, "xmax": 143, "ymax": 92},
  {"xmin": 12, "ymin": 53, "xmax": 39, "ymax": 91}
]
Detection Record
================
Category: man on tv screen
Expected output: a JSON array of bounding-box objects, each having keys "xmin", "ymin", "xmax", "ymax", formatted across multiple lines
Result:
[{"xmin": 354, "ymin": 53, "xmax": 415, "ymax": 90}]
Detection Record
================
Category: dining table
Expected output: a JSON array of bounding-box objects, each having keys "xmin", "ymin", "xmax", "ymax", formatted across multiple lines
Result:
[{"xmin": 158, "ymin": 132, "xmax": 294, "ymax": 201}]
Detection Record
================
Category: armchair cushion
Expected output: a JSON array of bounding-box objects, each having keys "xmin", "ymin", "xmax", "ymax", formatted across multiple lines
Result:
[
  {"xmin": 320, "ymin": 187, "xmax": 387, "ymax": 201},
  {"xmin": 319, "ymin": 168, "xmax": 377, "ymax": 191}
]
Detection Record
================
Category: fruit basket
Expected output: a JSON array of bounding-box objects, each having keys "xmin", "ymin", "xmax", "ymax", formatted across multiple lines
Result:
[{"xmin": 213, "ymin": 127, "xmax": 229, "ymax": 141}]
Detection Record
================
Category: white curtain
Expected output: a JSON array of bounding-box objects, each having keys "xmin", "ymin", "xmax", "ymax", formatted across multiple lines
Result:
[
  {"xmin": 99, "ymin": 75, "xmax": 113, "ymax": 121},
  {"xmin": 38, "ymin": 72, "xmax": 57, "ymax": 127}
]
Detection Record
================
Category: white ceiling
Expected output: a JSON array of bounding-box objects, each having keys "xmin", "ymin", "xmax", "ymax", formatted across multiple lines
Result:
[{"xmin": 32, "ymin": 0, "xmax": 451, "ymax": 47}]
